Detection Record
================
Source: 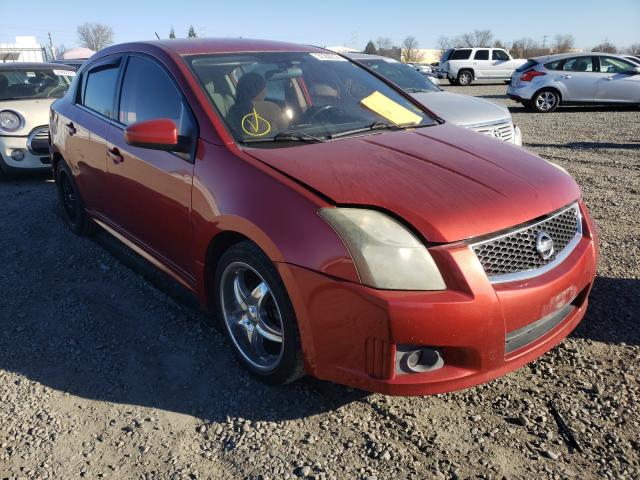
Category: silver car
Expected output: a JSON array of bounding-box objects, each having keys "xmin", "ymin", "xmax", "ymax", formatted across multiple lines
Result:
[
  {"xmin": 507, "ymin": 52, "xmax": 640, "ymax": 112},
  {"xmin": 347, "ymin": 53, "xmax": 523, "ymax": 145}
]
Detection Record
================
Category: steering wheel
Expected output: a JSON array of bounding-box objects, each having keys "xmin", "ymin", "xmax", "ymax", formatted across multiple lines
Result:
[{"xmin": 304, "ymin": 105, "xmax": 342, "ymax": 123}]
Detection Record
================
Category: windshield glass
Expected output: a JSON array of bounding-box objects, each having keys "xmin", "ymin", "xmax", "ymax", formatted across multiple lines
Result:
[
  {"xmin": 0, "ymin": 68, "xmax": 75, "ymax": 101},
  {"xmin": 357, "ymin": 58, "xmax": 441, "ymax": 93},
  {"xmin": 187, "ymin": 51, "xmax": 436, "ymax": 144}
]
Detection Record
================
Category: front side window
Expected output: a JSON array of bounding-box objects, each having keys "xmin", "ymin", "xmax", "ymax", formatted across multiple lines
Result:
[
  {"xmin": 0, "ymin": 68, "xmax": 74, "ymax": 101},
  {"xmin": 187, "ymin": 52, "xmax": 436, "ymax": 145},
  {"xmin": 118, "ymin": 56, "xmax": 195, "ymax": 140},
  {"xmin": 599, "ymin": 56, "xmax": 635, "ymax": 73},
  {"xmin": 492, "ymin": 50, "xmax": 510, "ymax": 61},
  {"xmin": 474, "ymin": 50, "xmax": 489, "ymax": 60},
  {"xmin": 359, "ymin": 58, "xmax": 441, "ymax": 93},
  {"xmin": 450, "ymin": 49, "xmax": 472, "ymax": 60},
  {"xmin": 562, "ymin": 57, "xmax": 594, "ymax": 72},
  {"xmin": 82, "ymin": 64, "xmax": 120, "ymax": 118}
]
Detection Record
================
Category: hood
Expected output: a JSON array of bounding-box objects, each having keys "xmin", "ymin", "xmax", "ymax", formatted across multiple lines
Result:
[
  {"xmin": 412, "ymin": 91, "xmax": 511, "ymax": 127},
  {"xmin": 0, "ymin": 98, "xmax": 55, "ymax": 136},
  {"xmin": 244, "ymin": 123, "xmax": 580, "ymax": 243}
]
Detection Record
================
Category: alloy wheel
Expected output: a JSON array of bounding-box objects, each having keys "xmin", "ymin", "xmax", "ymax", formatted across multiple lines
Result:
[
  {"xmin": 535, "ymin": 91, "xmax": 558, "ymax": 111},
  {"xmin": 220, "ymin": 261, "xmax": 285, "ymax": 372},
  {"xmin": 459, "ymin": 72, "xmax": 472, "ymax": 85},
  {"xmin": 59, "ymin": 172, "xmax": 79, "ymax": 224}
]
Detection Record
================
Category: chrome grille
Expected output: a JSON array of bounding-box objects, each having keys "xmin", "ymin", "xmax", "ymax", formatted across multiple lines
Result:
[
  {"xmin": 27, "ymin": 126, "xmax": 50, "ymax": 155},
  {"xmin": 471, "ymin": 203, "xmax": 582, "ymax": 283},
  {"xmin": 469, "ymin": 120, "xmax": 514, "ymax": 143}
]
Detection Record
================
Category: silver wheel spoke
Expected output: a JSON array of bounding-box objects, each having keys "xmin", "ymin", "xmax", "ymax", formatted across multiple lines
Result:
[
  {"xmin": 251, "ymin": 281, "xmax": 269, "ymax": 306},
  {"xmin": 233, "ymin": 273, "xmax": 251, "ymax": 310},
  {"xmin": 256, "ymin": 319, "xmax": 283, "ymax": 343}
]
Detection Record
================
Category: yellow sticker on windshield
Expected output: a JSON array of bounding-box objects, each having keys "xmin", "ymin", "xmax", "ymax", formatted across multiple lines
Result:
[
  {"xmin": 241, "ymin": 108, "xmax": 271, "ymax": 137},
  {"xmin": 360, "ymin": 91, "xmax": 422, "ymax": 126}
]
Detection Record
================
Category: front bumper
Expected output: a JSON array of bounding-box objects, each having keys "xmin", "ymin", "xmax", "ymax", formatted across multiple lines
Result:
[
  {"xmin": 0, "ymin": 135, "xmax": 51, "ymax": 173},
  {"xmin": 278, "ymin": 203, "xmax": 598, "ymax": 396}
]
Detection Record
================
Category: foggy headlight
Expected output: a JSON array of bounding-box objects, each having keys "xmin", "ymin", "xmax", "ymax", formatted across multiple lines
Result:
[
  {"xmin": 0, "ymin": 110, "xmax": 23, "ymax": 132},
  {"xmin": 319, "ymin": 208, "xmax": 446, "ymax": 291}
]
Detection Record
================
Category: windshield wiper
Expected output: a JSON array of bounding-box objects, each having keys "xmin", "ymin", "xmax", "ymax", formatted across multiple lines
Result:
[
  {"xmin": 241, "ymin": 129, "xmax": 326, "ymax": 144},
  {"xmin": 328, "ymin": 121, "xmax": 409, "ymax": 140}
]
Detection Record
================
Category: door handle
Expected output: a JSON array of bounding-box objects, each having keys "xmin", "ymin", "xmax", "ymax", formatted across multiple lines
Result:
[
  {"xmin": 606, "ymin": 77, "xmax": 614, "ymax": 81},
  {"xmin": 65, "ymin": 122, "xmax": 76, "ymax": 135},
  {"xmin": 562, "ymin": 75, "xmax": 572, "ymax": 79},
  {"xmin": 107, "ymin": 147, "xmax": 124, "ymax": 165}
]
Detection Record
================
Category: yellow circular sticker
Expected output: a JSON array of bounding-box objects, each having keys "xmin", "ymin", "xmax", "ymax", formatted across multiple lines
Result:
[{"xmin": 241, "ymin": 109, "xmax": 271, "ymax": 137}]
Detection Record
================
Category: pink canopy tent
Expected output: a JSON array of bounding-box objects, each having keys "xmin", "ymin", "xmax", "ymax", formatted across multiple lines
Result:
[{"xmin": 61, "ymin": 47, "xmax": 95, "ymax": 60}]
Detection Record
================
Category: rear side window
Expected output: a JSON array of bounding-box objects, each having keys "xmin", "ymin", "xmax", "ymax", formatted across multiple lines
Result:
[
  {"xmin": 516, "ymin": 60, "xmax": 538, "ymax": 72},
  {"xmin": 82, "ymin": 64, "xmax": 120, "ymax": 118},
  {"xmin": 492, "ymin": 50, "xmax": 510, "ymax": 61},
  {"xmin": 544, "ymin": 60, "xmax": 563, "ymax": 70},
  {"xmin": 450, "ymin": 49, "xmax": 472, "ymax": 60},
  {"xmin": 563, "ymin": 57, "xmax": 593, "ymax": 72},
  {"xmin": 118, "ymin": 56, "xmax": 195, "ymax": 139},
  {"xmin": 474, "ymin": 50, "xmax": 489, "ymax": 60}
]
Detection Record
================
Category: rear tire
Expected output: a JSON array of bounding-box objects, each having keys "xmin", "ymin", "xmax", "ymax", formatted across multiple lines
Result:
[
  {"xmin": 456, "ymin": 70, "xmax": 473, "ymax": 86},
  {"xmin": 55, "ymin": 160, "xmax": 94, "ymax": 235},
  {"xmin": 532, "ymin": 89, "xmax": 560, "ymax": 113},
  {"xmin": 214, "ymin": 241, "xmax": 305, "ymax": 385}
]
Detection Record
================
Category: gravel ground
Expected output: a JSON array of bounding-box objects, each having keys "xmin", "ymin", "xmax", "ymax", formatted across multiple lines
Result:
[{"xmin": 1, "ymin": 83, "xmax": 639, "ymax": 480}]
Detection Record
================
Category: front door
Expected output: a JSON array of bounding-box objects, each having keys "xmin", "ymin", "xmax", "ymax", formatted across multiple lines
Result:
[
  {"xmin": 104, "ymin": 54, "xmax": 198, "ymax": 278},
  {"xmin": 595, "ymin": 56, "xmax": 640, "ymax": 103}
]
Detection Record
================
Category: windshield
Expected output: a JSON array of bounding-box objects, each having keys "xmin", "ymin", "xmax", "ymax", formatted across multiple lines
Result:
[
  {"xmin": 357, "ymin": 58, "xmax": 441, "ymax": 93},
  {"xmin": 187, "ymin": 51, "xmax": 436, "ymax": 144},
  {"xmin": 0, "ymin": 68, "xmax": 75, "ymax": 101}
]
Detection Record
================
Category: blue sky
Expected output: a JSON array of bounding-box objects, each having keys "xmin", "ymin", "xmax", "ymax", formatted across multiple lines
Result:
[{"xmin": 1, "ymin": 0, "xmax": 638, "ymax": 51}]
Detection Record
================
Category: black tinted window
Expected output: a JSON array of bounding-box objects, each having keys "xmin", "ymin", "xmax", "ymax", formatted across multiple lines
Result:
[
  {"xmin": 516, "ymin": 60, "xmax": 538, "ymax": 72},
  {"xmin": 492, "ymin": 50, "xmax": 510, "ymax": 61},
  {"xmin": 544, "ymin": 60, "xmax": 562, "ymax": 70},
  {"xmin": 119, "ymin": 56, "xmax": 195, "ymax": 138},
  {"xmin": 563, "ymin": 57, "xmax": 593, "ymax": 72},
  {"xmin": 474, "ymin": 50, "xmax": 489, "ymax": 60},
  {"xmin": 450, "ymin": 49, "xmax": 472, "ymax": 60},
  {"xmin": 83, "ymin": 64, "xmax": 119, "ymax": 118}
]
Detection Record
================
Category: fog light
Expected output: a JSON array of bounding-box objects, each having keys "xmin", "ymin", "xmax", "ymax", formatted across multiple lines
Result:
[
  {"xmin": 395, "ymin": 345, "xmax": 444, "ymax": 374},
  {"xmin": 11, "ymin": 149, "xmax": 25, "ymax": 161}
]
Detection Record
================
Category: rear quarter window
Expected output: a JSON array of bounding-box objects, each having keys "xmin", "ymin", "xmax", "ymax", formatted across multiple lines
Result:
[
  {"xmin": 450, "ymin": 49, "xmax": 472, "ymax": 60},
  {"xmin": 516, "ymin": 60, "xmax": 539, "ymax": 72},
  {"xmin": 544, "ymin": 60, "xmax": 563, "ymax": 70}
]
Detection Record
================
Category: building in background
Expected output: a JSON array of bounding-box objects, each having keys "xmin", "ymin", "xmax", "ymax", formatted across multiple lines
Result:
[
  {"xmin": 404, "ymin": 48, "xmax": 441, "ymax": 64},
  {"xmin": 0, "ymin": 36, "xmax": 46, "ymax": 63}
]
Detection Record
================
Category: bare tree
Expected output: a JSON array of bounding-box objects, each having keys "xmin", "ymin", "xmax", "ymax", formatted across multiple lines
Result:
[
  {"xmin": 552, "ymin": 34, "xmax": 574, "ymax": 53},
  {"xmin": 593, "ymin": 40, "xmax": 617, "ymax": 53},
  {"xmin": 401, "ymin": 36, "xmax": 423, "ymax": 63},
  {"xmin": 626, "ymin": 43, "xmax": 640, "ymax": 55},
  {"xmin": 493, "ymin": 39, "xmax": 506, "ymax": 49},
  {"xmin": 436, "ymin": 35, "xmax": 455, "ymax": 54},
  {"xmin": 55, "ymin": 44, "xmax": 67, "ymax": 59},
  {"xmin": 510, "ymin": 37, "xmax": 542, "ymax": 58},
  {"xmin": 375, "ymin": 37, "xmax": 393, "ymax": 51},
  {"xmin": 461, "ymin": 29, "xmax": 493, "ymax": 47},
  {"xmin": 77, "ymin": 22, "xmax": 114, "ymax": 51},
  {"xmin": 169, "ymin": 26, "xmax": 176, "ymax": 39}
]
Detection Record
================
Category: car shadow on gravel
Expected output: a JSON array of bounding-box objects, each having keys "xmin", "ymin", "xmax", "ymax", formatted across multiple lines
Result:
[
  {"xmin": 572, "ymin": 276, "xmax": 640, "ymax": 346},
  {"xmin": 527, "ymin": 142, "xmax": 640, "ymax": 150},
  {"xmin": 0, "ymin": 208, "xmax": 368, "ymax": 425}
]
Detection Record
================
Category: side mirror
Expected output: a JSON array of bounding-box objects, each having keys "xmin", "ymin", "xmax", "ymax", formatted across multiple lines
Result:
[
  {"xmin": 630, "ymin": 66, "xmax": 640, "ymax": 75},
  {"xmin": 124, "ymin": 118, "xmax": 190, "ymax": 152}
]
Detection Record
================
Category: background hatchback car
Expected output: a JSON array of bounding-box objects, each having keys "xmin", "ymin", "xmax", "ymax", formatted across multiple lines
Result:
[
  {"xmin": 0, "ymin": 62, "xmax": 75, "ymax": 177},
  {"xmin": 508, "ymin": 52, "xmax": 640, "ymax": 112},
  {"xmin": 347, "ymin": 53, "xmax": 522, "ymax": 145},
  {"xmin": 50, "ymin": 39, "xmax": 597, "ymax": 396}
]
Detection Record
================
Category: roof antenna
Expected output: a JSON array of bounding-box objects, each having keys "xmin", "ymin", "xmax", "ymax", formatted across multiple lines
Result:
[{"xmin": 154, "ymin": 32, "xmax": 161, "ymax": 40}]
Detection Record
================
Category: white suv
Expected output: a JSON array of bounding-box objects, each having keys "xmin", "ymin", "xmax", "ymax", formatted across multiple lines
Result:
[{"xmin": 440, "ymin": 48, "xmax": 527, "ymax": 86}]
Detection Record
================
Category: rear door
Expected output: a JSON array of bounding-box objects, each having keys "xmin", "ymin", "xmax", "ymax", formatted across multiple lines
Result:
[
  {"xmin": 595, "ymin": 56, "xmax": 640, "ymax": 102},
  {"xmin": 472, "ymin": 49, "xmax": 491, "ymax": 78},
  {"xmin": 104, "ymin": 54, "xmax": 198, "ymax": 278},
  {"xmin": 556, "ymin": 56, "xmax": 598, "ymax": 101},
  {"xmin": 65, "ymin": 56, "xmax": 122, "ymax": 214}
]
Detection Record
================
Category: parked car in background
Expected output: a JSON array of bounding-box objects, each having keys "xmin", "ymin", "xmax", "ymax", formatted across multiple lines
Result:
[
  {"xmin": 440, "ymin": 47, "xmax": 527, "ymax": 86},
  {"xmin": 507, "ymin": 52, "xmax": 640, "ymax": 112},
  {"xmin": 50, "ymin": 39, "xmax": 597, "ymax": 395},
  {"xmin": 51, "ymin": 58, "xmax": 86, "ymax": 71},
  {"xmin": 347, "ymin": 53, "xmax": 522, "ymax": 145},
  {"xmin": 624, "ymin": 55, "xmax": 640, "ymax": 65},
  {"xmin": 407, "ymin": 62, "xmax": 433, "ymax": 74},
  {"xmin": 0, "ymin": 62, "xmax": 75, "ymax": 177}
]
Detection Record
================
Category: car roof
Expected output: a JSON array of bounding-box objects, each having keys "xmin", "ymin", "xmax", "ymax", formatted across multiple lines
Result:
[
  {"xmin": 344, "ymin": 52, "xmax": 400, "ymax": 62},
  {"xmin": 531, "ymin": 52, "xmax": 632, "ymax": 63},
  {"xmin": 98, "ymin": 38, "xmax": 326, "ymax": 57},
  {"xmin": 0, "ymin": 62, "xmax": 69, "ymax": 70}
]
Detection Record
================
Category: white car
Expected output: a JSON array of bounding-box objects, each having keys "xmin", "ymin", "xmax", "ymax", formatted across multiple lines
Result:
[
  {"xmin": 439, "ymin": 48, "xmax": 527, "ymax": 86},
  {"xmin": 0, "ymin": 62, "xmax": 75, "ymax": 178},
  {"xmin": 347, "ymin": 53, "xmax": 522, "ymax": 145}
]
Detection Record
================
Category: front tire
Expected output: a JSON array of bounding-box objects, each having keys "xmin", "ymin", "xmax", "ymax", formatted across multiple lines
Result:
[
  {"xmin": 532, "ymin": 89, "xmax": 560, "ymax": 112},
  {"xmin": 456, "ymin": 70, "xmax": 473, "ymax": 86},
  {"xmin": 55, "ymin": 160, "xmax": 94, "ymax": 235},
  {"xmin": 215, "ymin": 241, "xmax": 304, "ymax": 385}
]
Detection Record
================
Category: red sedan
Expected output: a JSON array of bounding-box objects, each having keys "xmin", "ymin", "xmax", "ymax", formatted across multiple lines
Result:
[{"xmin": 49, "ymin": 39, "xmax": 598, "ymax": 395}]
